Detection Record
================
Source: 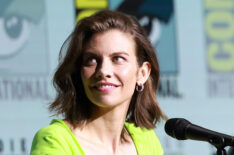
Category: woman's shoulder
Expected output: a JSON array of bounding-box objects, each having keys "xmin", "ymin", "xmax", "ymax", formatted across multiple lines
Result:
[
  {"xmin": 32, "ymin": 119, "xmax": 71, "ymax": 142},
  {"xmin": 35, "ymin": 119, "xmax": 69, "ymax": 135},
  {"xmin": 125, "ymin": 122, "xmax": 164, "ymax": 155},
  {"xmin": 30, "ymin": 119, "xmax": 84, "ymax": 155},
  {"xmin": 124, "ymin": 121, "xmax": 158, "ymax": 139}
]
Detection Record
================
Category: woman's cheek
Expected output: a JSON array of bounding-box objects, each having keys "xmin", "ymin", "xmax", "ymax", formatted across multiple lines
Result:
[
  {"xmin": 118, "ymin": 66, "xmax": 136, "ymax": 78},
  {"xmin": 81, "ymin": 67, "xmax": 94, "ymax": 78}
]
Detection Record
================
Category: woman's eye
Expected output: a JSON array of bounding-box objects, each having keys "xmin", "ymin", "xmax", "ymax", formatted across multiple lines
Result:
[
  {"xmin": 89, "ymin": 58, "xmax": 97, "ymax": 63},
  {"xmin": 113, "ymin": 56, "xmax": 125, "ymax": 63},
  {"xmin": 83, "ymin": 57, "xmax": 97, "ymax": 66}
]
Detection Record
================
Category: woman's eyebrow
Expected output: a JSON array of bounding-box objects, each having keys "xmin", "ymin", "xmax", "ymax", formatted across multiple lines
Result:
[
  {"xmin": 111, "ymin": 51, "xmax": 129, "ymax": 56},
  {"xmin": 82, "ymin": 51, "xmax": 98, "ymax": 56}
]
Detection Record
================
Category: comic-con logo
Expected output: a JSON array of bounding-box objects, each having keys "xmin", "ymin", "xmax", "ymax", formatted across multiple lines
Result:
[
  {"xmin": 0, "ymin": 1, "xmax": 34, "ymax": 58},
  {"xmin": 0, "ymin": 0, "xmax": 48, "ymax": 76},
  {"xmin": 0, "ymin": 0, "xmax": 51, "ymax": 101},
  {"xmin": 0, "ymin": 14, "xmax": 30, "ymax": 58},
  {"xmin": 204, "ymin": 0, "xmax": 234, "ymax": 97},
  {"xmin": 0, "ymin": 0, "xmax": 45, "ymax": 59}
]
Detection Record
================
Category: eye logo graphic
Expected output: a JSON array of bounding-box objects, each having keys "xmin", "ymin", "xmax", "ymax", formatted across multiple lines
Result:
[
  {"xmin": 117, "ymin": 0, "xmax": 177, "ymax": 74},
  {"xmin": 0, "ymin": 0, "xmax": 48, "ymax": 75},
  {"xmin": 0, "ymin": 13, "xmax": 30, "ymax": 58}
]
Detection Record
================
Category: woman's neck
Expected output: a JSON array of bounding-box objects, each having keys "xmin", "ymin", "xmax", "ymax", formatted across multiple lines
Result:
[{"xmin": 72, "ymin": 102, "xmax": 130, "ymax": 153}]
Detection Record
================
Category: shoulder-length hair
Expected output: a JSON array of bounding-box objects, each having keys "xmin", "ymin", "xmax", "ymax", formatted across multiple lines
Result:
[{"xmin": 50, "ymin": 10, "xmax": 166, "ymax": 130}]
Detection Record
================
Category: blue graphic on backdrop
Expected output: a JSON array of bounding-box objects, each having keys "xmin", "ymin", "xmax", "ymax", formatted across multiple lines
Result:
[{"xmin": 117, "ymin": 0, "xmax": 177, "ymax": 74}]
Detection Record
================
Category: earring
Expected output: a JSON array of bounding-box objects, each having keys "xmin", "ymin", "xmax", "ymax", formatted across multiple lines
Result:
[{"xmin": 136, "ymin": 83, "xmax": 144, "ymax": 92}]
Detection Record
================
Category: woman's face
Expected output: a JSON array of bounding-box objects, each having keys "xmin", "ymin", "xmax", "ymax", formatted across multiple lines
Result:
[{"xmin": 81, "ymin": 29, "xmax": 140, "ymax": 108}]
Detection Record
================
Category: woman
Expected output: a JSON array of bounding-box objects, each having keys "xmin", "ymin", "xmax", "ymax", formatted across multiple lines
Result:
[{"xmin": 31, "ymin": 10, "xmax": 166, "ymax": 155}]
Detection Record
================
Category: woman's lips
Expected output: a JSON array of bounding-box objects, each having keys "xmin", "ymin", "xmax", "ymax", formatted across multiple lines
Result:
[{"xmin": 92, "ymin": 82, "xmax": 119, "ymax": 93}]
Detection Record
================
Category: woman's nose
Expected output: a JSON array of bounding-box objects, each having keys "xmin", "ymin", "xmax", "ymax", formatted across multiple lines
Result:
[{"xmin": 95, "ymin": 59, "xmax": 112, "ymax": 78}]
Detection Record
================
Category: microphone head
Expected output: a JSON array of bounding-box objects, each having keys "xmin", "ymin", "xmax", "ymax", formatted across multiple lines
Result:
[{"xmin": 165, "ymin": 118, "xmax": 191, "ymax": 140}]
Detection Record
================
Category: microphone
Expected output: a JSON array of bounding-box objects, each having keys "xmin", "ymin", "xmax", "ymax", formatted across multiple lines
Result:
[{"xmin": 164, "ymin": 118, "xmax": 234, "ymax": 147}]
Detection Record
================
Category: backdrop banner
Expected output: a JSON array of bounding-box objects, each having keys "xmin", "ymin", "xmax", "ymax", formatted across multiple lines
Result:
[{"xmin": 0, "ymin": 0, "xmax": 233, "ymax": 154}]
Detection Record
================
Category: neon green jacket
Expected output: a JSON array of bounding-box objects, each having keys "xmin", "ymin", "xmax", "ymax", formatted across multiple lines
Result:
[{"xmin": 31, "ymin": 119, "xmax": 164, "ymax": 155}]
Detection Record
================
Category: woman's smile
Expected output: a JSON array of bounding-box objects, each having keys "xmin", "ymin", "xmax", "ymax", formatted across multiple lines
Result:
[{"xmin": 92, "ymin": 82, "xmax": 120, "ymax": 93}]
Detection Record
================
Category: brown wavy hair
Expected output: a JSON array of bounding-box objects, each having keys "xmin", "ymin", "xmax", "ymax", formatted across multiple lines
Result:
[{"xmin": 50, "ymin": 10, "xmax": 166, "ymax": 132}]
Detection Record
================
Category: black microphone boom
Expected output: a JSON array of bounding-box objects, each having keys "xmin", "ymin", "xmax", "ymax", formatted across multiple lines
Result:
[{"xmin": 164, "ymin": 118, "xmax": 234, "ymax": 148}]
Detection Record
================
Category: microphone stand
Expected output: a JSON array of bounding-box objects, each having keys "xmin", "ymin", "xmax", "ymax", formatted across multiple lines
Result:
[
  {"xmin": 209, "ymin": 137, "xmax": 227, "ymax": 155},
  {"xmin": 216, "ymin": 148, "xmax": 226, "ymax": 155}
]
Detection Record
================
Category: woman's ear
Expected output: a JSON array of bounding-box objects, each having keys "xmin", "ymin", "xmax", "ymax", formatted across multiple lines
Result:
[{"xmin": 137, "ymin": 62, "xmax": 151, "ymax": 85}]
